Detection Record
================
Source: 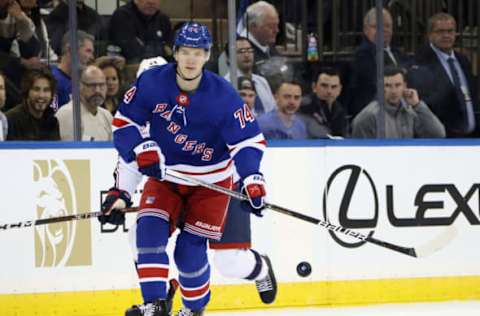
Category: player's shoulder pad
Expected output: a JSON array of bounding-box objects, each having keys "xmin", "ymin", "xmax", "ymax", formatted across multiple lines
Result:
[
  {"xmin": 136, "ymin": 57, "xmax": 169, "ymax": 78},
  {"xmin": 203, "ymin": 69, "xmax": 243, "ymax": 108},
  {"xmin": 137, "ymin": 62, "xmax": 172, "ymax": 82}
]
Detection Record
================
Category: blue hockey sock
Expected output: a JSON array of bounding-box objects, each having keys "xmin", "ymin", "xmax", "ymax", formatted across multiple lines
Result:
[
  {"xmin": 174, "ymin": 231, "xmax": 210, "ymax": 311},
  {"xmin": 136, "ymin": 216, "xmax": 170, "ymax": 303}
]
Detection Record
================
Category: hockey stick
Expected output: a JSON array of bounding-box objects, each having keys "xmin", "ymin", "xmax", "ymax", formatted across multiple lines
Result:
[
  {"xmin": 165, "ymin": 169, "xmax": 457, "ymax": 258},
  {"xmin": 0, "ymin": 207, "xmax": 139, "ymax": 231}
]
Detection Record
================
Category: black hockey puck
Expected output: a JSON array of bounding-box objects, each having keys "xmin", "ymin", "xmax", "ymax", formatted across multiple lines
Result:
[{"xmin": 296, "ymin": 261, "xmax": 312, "ymax": 277}]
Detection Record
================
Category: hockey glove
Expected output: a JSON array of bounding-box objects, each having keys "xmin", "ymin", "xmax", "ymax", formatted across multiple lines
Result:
[
  {"xmin": 241, "ymin": 174, "xmax": 267, "ymax": 217},
  {"xmin": 134, "ymin": 140, "xmax": 166, "ymax": 180},
  {"xmin": 99, "ymin": 188, "xmax": 132, "ymax": 225}
]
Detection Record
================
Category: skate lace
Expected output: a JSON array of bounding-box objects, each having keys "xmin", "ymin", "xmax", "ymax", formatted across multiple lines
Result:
[
  {"xmin": 143, "ymin": 302, "xmax": 162, "ymax": 316},
  {"xmin": 256, "ymin": 274, "xmax": 273, "ymax": 293}
]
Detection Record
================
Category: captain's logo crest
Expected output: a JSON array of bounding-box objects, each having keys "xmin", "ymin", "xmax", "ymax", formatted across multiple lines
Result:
[{"xmin": 176, "ymin": 93, "xmax": 190, "ymax": 107}]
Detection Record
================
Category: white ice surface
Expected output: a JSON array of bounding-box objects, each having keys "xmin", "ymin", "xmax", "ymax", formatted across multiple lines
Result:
[{"xmin": 208, "ymin": 301, "xmax": 480, "ymax": 315}]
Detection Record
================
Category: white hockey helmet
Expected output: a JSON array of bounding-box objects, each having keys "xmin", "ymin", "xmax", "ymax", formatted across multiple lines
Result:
[{"xmin": 136, "ymin": 56, "xmax": 168, "ymax": 78}]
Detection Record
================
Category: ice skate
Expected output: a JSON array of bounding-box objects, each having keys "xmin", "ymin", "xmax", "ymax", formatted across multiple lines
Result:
[
  {"xmin": 125, "ymin": 299, "xmax": 169, "ymax": 316},
  {"xmin": 255, "ymin": 255, "xmax": 277, "ymax": 304},
  {"xmin": 174, "ymin": 307, "xmax": 205, "ymax": 316},
  {"xmin": 125, "ymin": 279, "xmax": 179, "ymax": 316}
]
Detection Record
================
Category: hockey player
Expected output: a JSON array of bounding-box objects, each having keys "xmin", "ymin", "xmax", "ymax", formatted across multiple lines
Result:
[
  {"xmin": 129, "ymin": 59, "xmax": 277, "ymax": 307},
  {"xmin": 209, "ymin": 76, "xmax": 276, "ymax": 305},
  {"xmin": 100, "ymin": 22, "xmax": 268, "ymax": 316}
]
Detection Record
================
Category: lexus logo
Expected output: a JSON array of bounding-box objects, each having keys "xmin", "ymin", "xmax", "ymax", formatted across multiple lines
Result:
[{"xmin": 323, "ymin": 165, "xmax": 379, "ymax": 248}]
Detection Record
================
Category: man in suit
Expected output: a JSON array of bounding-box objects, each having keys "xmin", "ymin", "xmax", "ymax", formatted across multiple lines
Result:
[
  {"xmin": 348, "ymin": 7, "xmax": 409, "ymax": 118},
  {"xmin": 408, "ymin": 13, "xmax": 478, "ymax": 137}
]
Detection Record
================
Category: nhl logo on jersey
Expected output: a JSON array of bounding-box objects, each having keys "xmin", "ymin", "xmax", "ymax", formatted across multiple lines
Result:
[{"xmin": 176, "ymin": 93, "xmax": 190, "ymax": 107}]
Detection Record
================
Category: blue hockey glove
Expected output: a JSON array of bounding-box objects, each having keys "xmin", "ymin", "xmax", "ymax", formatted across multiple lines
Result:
[
  {"xmin": 99, "ymin": 188, "xmax": 132, "ymax": 225},
  {"xmin": 134, "ymin": 140, "xmax": 166, "ymax": 180},
  {"xmin": 241, "ymin": 174, "xmax": 267, "ymax": 217}
]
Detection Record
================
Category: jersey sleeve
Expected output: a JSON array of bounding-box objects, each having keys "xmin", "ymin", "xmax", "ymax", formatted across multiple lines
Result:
[
  {"xmin": 112, "ymin": 74, "xmax": 154, "ymax": 163},
  {"xmin": 113, "ymin": 157, "xmax": 144, "ymax": 196},
  {"xmin": 220, "ymin": 93, "xmax": 267, "ymax": 180}
]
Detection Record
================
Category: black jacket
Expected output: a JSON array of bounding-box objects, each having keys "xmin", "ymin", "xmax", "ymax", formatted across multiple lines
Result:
[
  {"xmin": 348, "ymin": 37, "xmax": 410, "ymax": 118},
  {"xmin": 408, "ymin": 44, "xmax": 479, "ymax": 137},
  {"xmin": 108, "ymin": 1, "xmax": 172, "ymax": 63},
  {"xmin": 299, "ymin": 93, "xmax": 349, "ymax": 138},
  {"xmin": 6, "ymin": 103, "xmax": 60, "ymax": 141},
  {"xmin": 46, "ymin": 2, "xmax": 106, "ymax": 56}
]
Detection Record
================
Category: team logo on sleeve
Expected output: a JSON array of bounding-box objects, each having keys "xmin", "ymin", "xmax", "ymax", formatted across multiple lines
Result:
[{"xmin": 123, "ymin": 86, "xmax": 137, "ymax": 104}]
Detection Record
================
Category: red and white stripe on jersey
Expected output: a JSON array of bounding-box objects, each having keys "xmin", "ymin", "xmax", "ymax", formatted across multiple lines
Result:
[
  {"xmin": 184, "ymin": 223, "xmax": 223, "ymax": 240},
  {"xmin": 138, "ymin": 208, "xmax": 170, "ymax": 222},
  {"xmin": 137, "ymin": 263, "xmax": 169, "ymax": 283},
  {"xmin": 164, "ymin": 159, "xmax": 234, "ymax": 186},
  {"xmin": 112, "ymin": 111, "xmax": 142, "ymax": 133},
  {"xmin": 180, "ymin": 280, "xmax": 210, "ymax": 301},
  {"xmin": 228, "ymin": 134, "xmax": 267, "ymax": 158}
]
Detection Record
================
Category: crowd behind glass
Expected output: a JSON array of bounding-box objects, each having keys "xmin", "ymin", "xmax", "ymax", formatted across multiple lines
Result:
[{"xmin": 0, "ymin": 0, "xmax": 478, "ymax": 141}]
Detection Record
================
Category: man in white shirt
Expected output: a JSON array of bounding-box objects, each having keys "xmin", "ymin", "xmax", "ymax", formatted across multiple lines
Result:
[
  {"xmin": 56, "ymin": 65, "xmax": 113, "ymax": 141},
  {"xmin": 224, "ymin": 37, "xmax": 276, "ymax": 115}
]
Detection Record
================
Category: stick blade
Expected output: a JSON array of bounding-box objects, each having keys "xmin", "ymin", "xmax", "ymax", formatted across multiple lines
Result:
[{"xmin": 414, "ymin": 226, "xmax": 458, "ymax": 258}]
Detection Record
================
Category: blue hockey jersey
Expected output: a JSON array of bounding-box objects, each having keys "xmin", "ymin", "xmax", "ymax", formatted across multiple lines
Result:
[{"xmin": 113, "ymin": 63, "xmax": 266, "ymax": 185}]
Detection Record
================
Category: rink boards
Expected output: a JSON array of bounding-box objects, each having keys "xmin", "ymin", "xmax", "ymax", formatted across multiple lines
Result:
[{"xmin": 1, "ymin": 139, "xmax": 480, "ymax": 316}]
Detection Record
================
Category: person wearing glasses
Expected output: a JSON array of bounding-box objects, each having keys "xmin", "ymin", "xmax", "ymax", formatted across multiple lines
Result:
[
  {"xmin": 408, "ymin": 13, "xmax": 478, "ymax": 137},
  {"xmin": 55, "ymin": 65, "xmax": 112, "ymax": 141},
  {"xmin": 224, "ymin": 37, "xmax": 276, "ymax": 115}
]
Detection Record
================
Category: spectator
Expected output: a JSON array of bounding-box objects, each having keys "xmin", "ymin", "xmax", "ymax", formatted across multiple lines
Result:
[
  {"xmin": 0, "ymin": 0, "xmax": 41, "ymax": 89},
  {"xmin": 0, "ymin": 71, "xmax": 7, "ymax": 140},
  {"xmin": 108, "ymin": 0, "xmax": 173, "ymax": 64},
  {"xmin": 257, "ymin": 80, "xmax": 307, "ymax": 140},
  {"xmin": 95, "ymin": 56, "xmax": 126, "ymax": 115},
  {"xmin": 5, "ymin": 67, "xmax": 60, "ymax": 140},
  {"xmin": 16, "ymin": 0, "xmax": 57, "ymax": 62},
  {"xmin": 240, "ymin": 1, "xmax": 280, "ymax": 66},
  {"xmin": 299, "ymin": 67, "xmax": 349, "ymax": 138},
  {"xmin": 46, "ymin": 0, "xmax": 105, "ymax": 56},
  {"xmin": 237, "ymin": 76, "xmax": 257, "ymax": 113},
  {"xmin": 51, "ymin": 30, "xmax": 94, "ymax": 109},
  {"xmin": 224, "ymin": 37, "xmax": 276, "ymax": 115},
  {"xmin": 409, "ymin": 13, "xmax": 478, "ymax": 137},
  {"xmin": 348, "ymin": 7, "xmax": 409, "ymax": 118},
  {"xmin": 352, "ymin": 66, "xmax": 445, "ymax": 139},
  {"xmin": 55, "ymin": 65, "xmax": 112, "ymax": 141}
]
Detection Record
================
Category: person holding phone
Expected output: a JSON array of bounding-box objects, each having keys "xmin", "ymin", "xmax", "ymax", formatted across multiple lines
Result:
[{"xmin": 352, "ymin": 66, "xmax": 446, "ymax": 138}]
